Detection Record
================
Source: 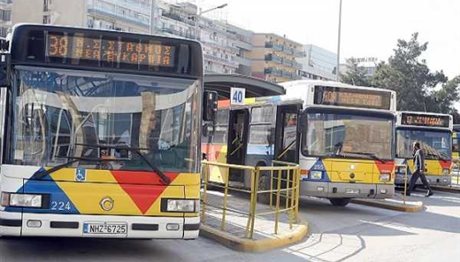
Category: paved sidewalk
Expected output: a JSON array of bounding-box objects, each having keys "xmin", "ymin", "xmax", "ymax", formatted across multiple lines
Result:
[
  {"xmin": 200, "ymin": 190, "xmax": 308, "ymax": 252},
  {"xmin": 352, "ymin": 192, "xmax": 424, "ymax": 212}
]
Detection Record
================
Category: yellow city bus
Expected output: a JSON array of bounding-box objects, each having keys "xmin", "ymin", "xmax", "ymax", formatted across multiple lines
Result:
[
  {"xmin": 395, "ymin": 112, "xmax": 453, "ymax": 187},
  {"xmin": 452, "ymin": 125, "xmax": 460, "ymax": 161},
  {"xmin": 203, "ymin": 80, "xmax": 397, "ymax": 206},
  {"xmin": 0, "ymin": 24, "xmax": 205, "ymax": 239}
]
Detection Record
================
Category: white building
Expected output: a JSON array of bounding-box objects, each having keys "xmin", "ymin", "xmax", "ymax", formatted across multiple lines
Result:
[{"xmin": 297, "ymin": 44, "xmax": 337, "ymax": 81}]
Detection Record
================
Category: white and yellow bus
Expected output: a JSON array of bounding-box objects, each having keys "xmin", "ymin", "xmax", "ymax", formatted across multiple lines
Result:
[
  {"xmin": 395, "ymin": 112, "xmax": 453, "ymax": 187},
  {"xmin": 0, "ymin": 24, "xmax": 207, "ymax": 239},
  {"xmin": 203, "ymin": 80, "xmax": 397, "ymax": 206}
]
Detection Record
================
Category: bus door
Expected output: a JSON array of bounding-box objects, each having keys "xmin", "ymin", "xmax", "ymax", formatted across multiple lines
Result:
[
  {"xmin": 274, "ymin": 105, "xmax": 300, "ymax": 163},
  {"xmin": 227, "ymin": 109, "xmax": 249, "ymax": 183}
]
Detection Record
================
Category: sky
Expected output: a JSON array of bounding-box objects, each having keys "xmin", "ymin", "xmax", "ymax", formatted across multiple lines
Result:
[{"xmin": 196, "ymin": 0, "xmax": 460, "ymax": 79}]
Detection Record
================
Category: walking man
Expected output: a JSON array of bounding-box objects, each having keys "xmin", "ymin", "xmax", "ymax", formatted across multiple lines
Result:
[{"xmin": 406, "ymin": 141, "xmax": 433, "ymax": 197}]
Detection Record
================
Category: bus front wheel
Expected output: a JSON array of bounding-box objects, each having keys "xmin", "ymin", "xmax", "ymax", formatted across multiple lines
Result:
[{"xmin": 329, "ymin": 198, "xmax": 351, "ymax": 207}]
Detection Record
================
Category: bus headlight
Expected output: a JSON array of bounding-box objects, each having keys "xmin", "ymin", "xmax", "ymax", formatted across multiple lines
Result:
[
  {"xmin": 443, "ymin": 168, "xmax": 450, "ymax": 176},
  {"xmin": 379, "ymin": 173, "xmax": 391, "ymax": 182},
  {"xmin": 163, "ymin": 199, "xmax": 198, "ymax": 212},
  {"xmin": 309, "ymin": 171, "xmax": 323, "ymax": 180},
  {"xmin": 1, "ymin": 193, "xmax": 43, "ymax": 208}
]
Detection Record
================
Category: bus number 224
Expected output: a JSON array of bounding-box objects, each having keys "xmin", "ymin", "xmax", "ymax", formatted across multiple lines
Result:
[{"xmin": 50, "ymin": 201, "xmax": 72, "ymax": 211}]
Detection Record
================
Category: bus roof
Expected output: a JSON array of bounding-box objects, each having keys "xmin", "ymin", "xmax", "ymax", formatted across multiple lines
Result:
[{"xmin": 279, "ymin": 79, "xmax": 397, "ymax": 112}]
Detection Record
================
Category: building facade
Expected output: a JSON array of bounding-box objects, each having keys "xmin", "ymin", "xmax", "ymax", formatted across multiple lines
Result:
[
  {"xmin": 249, "ymin": 33, "xmax": 303, "ymax": 83},
  {"xmin": 0, "ymin": 0, "xmax": 11, "ymax": 37},
  {"xmin": 297, "ymin": 44, "xmax": 337, "ymax": 81}
]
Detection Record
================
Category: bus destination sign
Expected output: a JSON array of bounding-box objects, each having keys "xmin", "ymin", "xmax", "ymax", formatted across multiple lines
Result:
[
  {"xmin": 401, "ymin": 113, "xmax": 450, "ymax": 128},
  {"xmin": 314, "ymin": 86, "xmax": 391, "ymax": 110},
  {"xmin": 46, "ymin": 33, "xmax": 176, "ymax": 68}
]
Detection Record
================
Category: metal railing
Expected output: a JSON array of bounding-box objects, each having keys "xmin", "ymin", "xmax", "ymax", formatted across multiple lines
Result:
[
  {"xmin": 450, "ymin": 161, "xmax": 460, "ymax": 186},
  {"xmin": 397, "ymin": 164, "xmax": 409, "ymax": 204},
  {"xmin": 201, "ymin": 160, "xmax": 300, "ymax": 239}
]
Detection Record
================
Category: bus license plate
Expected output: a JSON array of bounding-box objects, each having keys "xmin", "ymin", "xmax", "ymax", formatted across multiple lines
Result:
[{"xmin": 83, "ymin": 223, "xmax": 127, "ymax": 235}]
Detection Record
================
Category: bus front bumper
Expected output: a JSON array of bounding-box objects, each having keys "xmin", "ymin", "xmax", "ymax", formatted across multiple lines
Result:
[
  {"xmin": 395, "ymin": 174, "xmax": 451, "ymax": 187},
  {"xmin": 0, "ymin": 211, "xmax": 199, "ymax": 239},
  {"xmin": 300, "ymin": 181, "xmax": 394, "ymax": 199}
]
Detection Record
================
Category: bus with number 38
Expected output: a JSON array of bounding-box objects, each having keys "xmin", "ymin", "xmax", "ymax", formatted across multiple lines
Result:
[{"xmin": 0, "ymin": 24, "xmax": 213, "ymax": 239}]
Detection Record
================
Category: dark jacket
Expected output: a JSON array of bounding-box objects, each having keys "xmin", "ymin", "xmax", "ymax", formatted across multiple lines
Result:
[{"xmin": 413, "ymin": 149, "xmax": 425, "ymax": 173}]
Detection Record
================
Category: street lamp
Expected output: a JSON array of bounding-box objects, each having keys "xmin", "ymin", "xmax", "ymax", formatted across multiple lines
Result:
[
  {"xmin": 199, "ymin": 3, "xmax": 228, "ymax": 15},
  {"xmin": 194, "ymin": 3, "xmax": 228, "ymax": 40},
  {"xmin": 336, "ymin": 0, "xmax": 343, "ymax": 81}
]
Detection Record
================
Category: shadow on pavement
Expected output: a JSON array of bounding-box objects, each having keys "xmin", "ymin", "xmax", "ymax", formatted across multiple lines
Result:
[{"xmin": 282, "ymin": 191, "xmax": 460, "ymax": 262}]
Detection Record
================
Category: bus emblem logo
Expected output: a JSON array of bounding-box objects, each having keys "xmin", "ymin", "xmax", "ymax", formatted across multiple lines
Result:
[
  {"xmin": 100, "ymin": 197, "xmax": 114, "ymax": 211},
  {"xmin": 76, "ymin": 167, "xmax": 86, "ymax": 182}
]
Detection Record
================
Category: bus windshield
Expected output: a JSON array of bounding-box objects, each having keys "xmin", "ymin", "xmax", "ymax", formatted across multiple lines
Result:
[
  {"xmin": 303, "ymin": 112, "xmax": 393, "ymax": 160},
  {"xmin": 12, "ymin": 67, "xmax": 199, "ymax": 173},
  {"xmin": 396, "ymin": 129, "xmax": 451, "ymax": 160}
]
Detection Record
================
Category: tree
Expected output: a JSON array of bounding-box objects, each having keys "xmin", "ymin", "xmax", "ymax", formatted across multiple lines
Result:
[
  {"xmin": 372, "ymin": 33, "xmax": 455, "ymax": 113},
  {"xmin": 340, "ymin": 58, "xmax": 372, "ymax": 87}
]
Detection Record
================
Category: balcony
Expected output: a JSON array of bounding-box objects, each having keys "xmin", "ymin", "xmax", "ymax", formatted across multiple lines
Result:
[
  {"xmin": 204, "ymin": 53, "xmax": 239, "ymax": 68},
  {"xmin": 161, "ymin": 27, "xmax": 196, "ymax": 39},
  {"xmin": 284, "ymin": 46, "xmax": 294, "ymax": 55},
  {"xmin": 87, "ymin": 7, "xmax": 149, "ymax": 27},
  {"xmin": 265, "ymin": 42, "xmax": 283, "ymax": 52},
  {"xmin": 162, "ymin": 12, "xmax": 196, "ymax": 26},
  {"xmin": 294, "ymin": 49, "xmax": 306, "ymax": 57},
  {"xmin": 265, "ymin": 53, "xmax": 283, "ymax": 64},
  {"xmin": 264, "ymin": 67, "xmax": 283, "ymax": 77},
  {"xmin": 233, "ymin": 56, "xmax": 252, "ymax": 67}
]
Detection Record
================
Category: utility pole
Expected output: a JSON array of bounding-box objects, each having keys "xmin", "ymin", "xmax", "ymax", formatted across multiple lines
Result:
[
  {"xmin": 336, "ymin": 0, "xmax": 342, "ymax": 82},
  {"xmin": 149, "ymin": 0, "xmax": 156, "ymax": 35}
]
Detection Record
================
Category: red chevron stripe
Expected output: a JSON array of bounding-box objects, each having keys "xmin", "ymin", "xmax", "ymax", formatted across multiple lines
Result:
[{"xmin": 111, "ymin": 171, "xmax": 179, "ymax": 214}]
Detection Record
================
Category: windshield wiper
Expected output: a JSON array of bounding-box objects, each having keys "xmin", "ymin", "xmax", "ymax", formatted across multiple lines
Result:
[
  {"xmin": 341, "ymin": 151, "xmax": 386, "ymax": 163},
  {"xmin": 426, "ymin": 152, "xmax": 449, "ymax": 161},
  {"xmin": 74, "ymin": 143, "xmax": 171, "ymax": 185},
  {"xmin": 33, "ymin": 154, "xmax": 125, "ymax": 179},
  {"xmin": 33, "ymin": 159, "xmax": 80, "ymax": 179}
]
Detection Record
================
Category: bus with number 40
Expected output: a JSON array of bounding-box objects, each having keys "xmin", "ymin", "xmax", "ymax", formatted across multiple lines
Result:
[
  {"xmin": 0, "ymin": 24, "xmax": 216, "ymax": 239},
  {"xmin": 203, "ymin": 80, "xmax": 397, "ymax": 206}
]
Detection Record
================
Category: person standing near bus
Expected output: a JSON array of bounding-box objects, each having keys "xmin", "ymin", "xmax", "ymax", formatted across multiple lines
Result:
[{"xmin": 406, "ymin": 141, "xmax": 433, "ymax": 197}]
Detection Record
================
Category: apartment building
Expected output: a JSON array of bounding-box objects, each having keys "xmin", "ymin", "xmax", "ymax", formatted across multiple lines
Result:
[{"xmin": 249, "ymin": 33, "xmax": 304, "ymax": 83}]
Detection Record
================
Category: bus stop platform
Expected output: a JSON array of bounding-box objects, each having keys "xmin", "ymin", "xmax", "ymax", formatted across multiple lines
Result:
[
  {"xmin": 200, "ymin": 190, "xmax": 309, "ymax": 252},
  {"xmin": 431, "ymin": 185, "xmax": 460, "ymax": 194},
  {"xmin": 352, "ymin": 194, "xmax": 424, "ymax": 212}
]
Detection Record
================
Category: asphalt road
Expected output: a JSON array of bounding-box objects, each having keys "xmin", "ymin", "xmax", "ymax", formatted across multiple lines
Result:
[{"xmin": 1, "ymin": 189, "xmax": 460, "ymax": 262}]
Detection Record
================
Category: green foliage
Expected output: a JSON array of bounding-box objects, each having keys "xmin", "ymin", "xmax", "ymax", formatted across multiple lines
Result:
[
  {"xmin": 340, "ymin": 58, "xmax": 372, "ymax": 87},
  {"xmin": 344, "ymin": 32, "xmax": 460, "ymax": 119}
]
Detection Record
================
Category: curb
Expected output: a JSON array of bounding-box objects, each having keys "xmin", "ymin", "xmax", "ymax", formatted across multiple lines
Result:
[
  {"xmin": 351, "ymin": 199, "xmax": 424, "ymax": 212},
  {"xmin": 431, "ymin": 186, "xmax": 460, "ymax": 194},
  {"xmin": 199, "ymin": 221, "xmax": 309, "ymax": 252}
]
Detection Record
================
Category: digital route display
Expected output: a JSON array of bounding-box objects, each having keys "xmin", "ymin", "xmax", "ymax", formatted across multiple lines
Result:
[
  {"xmin": 401, "ymin": 113, "xmax": 450, "ymax": 128},
  {"xmin": 46, "ymin": 33, "xmax": 176, "ymax": 68},
  {"xmin": 9, "ymin": 25, "xmax": 203, "ymax": 76},
  {"xmin": 314, "ymin": 86, "xmax": 392, "ymax": 110}
]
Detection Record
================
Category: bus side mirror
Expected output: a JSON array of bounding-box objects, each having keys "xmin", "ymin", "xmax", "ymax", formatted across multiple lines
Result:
[{"xmin": 203, "ymin": 91, "xmax": 218, "ymax": 122}]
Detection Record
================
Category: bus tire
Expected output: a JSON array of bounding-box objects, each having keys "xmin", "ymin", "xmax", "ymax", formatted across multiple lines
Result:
[{"xmin": 329, "ymin": 198, "xmax": 351, "ymax": 207}]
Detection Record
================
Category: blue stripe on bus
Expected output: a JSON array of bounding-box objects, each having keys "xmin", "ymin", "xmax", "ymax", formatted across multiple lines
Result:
[{"xmin": 5, "ymin": 174, "xmax": 79, "ymax": 214}]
